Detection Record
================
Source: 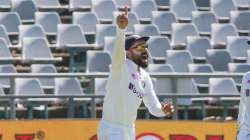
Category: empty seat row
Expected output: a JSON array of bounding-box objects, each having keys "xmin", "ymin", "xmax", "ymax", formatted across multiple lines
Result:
[{"xmin": 2, "ymin": 0, "xmax": 249, "ymax": 24}]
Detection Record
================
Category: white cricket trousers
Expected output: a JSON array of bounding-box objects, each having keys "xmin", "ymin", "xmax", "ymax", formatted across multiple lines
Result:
[
  {"xmin": 237, "ymin": 129, "xmax": 250, "ymax": 140},
  {"xmin": 97, "ymin": 120, "xmax": 135, "ymax": 140}
]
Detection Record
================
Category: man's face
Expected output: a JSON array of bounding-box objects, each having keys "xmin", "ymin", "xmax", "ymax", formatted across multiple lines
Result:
[{"xmin": 127, "ymin": 40, "xmax": 149, "ymax": 68}]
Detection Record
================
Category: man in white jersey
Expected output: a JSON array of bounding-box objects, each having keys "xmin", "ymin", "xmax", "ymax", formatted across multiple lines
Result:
[
  {"xmin": 237, "ymin": 71, "xmax": 250, "ymax": 140},
  {"xmin": 97, "ymin": 7, "xmax": 174, "ymax": 140}
]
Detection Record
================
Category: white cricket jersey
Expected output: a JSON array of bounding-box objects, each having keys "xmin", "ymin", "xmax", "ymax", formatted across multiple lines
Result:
[
  {"xmin": 102, "ymin": 27, "xmax": 165, "ymax": 126},
  {"xmin": 238, "ymin": 71, "xmax": 250, "ymax": 131}
]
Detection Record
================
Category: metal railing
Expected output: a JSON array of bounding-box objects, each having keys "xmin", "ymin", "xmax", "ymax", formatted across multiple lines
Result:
[{"xmin": 0, "ymin": 72, "xmax": 244, "ymax": 119}]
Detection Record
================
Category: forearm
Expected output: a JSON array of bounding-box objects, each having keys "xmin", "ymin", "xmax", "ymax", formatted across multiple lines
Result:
[
  {"xmin": 143, "ymin": 91, "xmax": 166, "ymax": 117},
  {"xmin": 110, "ymin": 26, "xmax": 126, "ymax": 72}
]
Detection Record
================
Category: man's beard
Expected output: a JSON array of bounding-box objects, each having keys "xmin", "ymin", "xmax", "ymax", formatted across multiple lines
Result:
[{"xmin": 132, "ymin": 55, "xmax": 148, "ymax": 68}]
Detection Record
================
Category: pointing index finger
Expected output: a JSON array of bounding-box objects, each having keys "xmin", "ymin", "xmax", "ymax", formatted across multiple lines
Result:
[{"xmin": 124, "ymin": 6, "xmax": 128, "ymax": 16}]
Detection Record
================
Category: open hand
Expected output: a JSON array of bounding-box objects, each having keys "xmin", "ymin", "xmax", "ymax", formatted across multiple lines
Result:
[{"xmin": 116, "ymin": 6, "xmax": 128, "ymax": 29}]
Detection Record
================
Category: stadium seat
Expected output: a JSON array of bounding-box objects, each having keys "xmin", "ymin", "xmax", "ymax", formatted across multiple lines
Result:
[
  {"xmin": 0, "ymin": 0, "xmax": 11, "ymax": 11},
  {"xmin": 57, "ymin": 24, "xmax": 88, "ymax": 47},
  {"xmin": 211, "ymin": 23, "xmax": 238, "ymax": 49},
  {"xmin": 94, "ymin": 78, "xmax": 107, "ymax": 96},
  {"xmin": 57, "ymin": 24, "xmax": 94, "ymax": 72},
  {"xmin": 55, "ymin": 78, "xmax": 85, "ymax": 95},
  {"xmin": 155, "ymin": 0, "xmax": 169, "ymax": 10},
  {"xmin": 170, "ymin": 0, "xmax": 197, "ymax": 22},
  {"xmin": 206, "ymin": 49, "xmax": 233, "ymax": 72},
  {"xmin": 95, "ymin": 24, "xmax": 116, "ymax": 47},
  {"xmin": 148, "ymin": 63, "xmax": 174, "ymax": 73},
  {"xmin": 211, "ymin": 0, "xmax": 236, "ymax": 21},
  {"xmin": 35, "ymin": 0, "xmax": 66, "ymax": 11},
  {"xmin": 186, "ymin": 36, "xmax": 211, "ymax": 62},
  {"xmin": 0, "ymin": 38, "xmax": 21, "ymax": 63},
  {"xmin": 18, "ymin": 25, "xmax": 47, "ymax": 46},
  {"xmin": 148, "ymin": 36, "xmax": 171, "ymax": 63},
  {"xmin": 12, "ymin": 0, "xmax": 38, "ymax": 23},
  {"xmin": 69, "ymin": 0, "xmax": 92, "ymax": 11},
  {"xmin": 131, "ymin": 0, "xmax": 157, "ymax": 22},
  {"xmin": 54, "ymin": 77, "xmax": 90, "ymax": 117},
  {"xmin": 93, "ymin": 0, "xmax": 118, "ymax": 23},
  {"xmin": 192, "ymin": 11, "xmax": 217, "ymax": 36},
  {"xmin": 31, "ymin": 64, "xmax": 57, "ymax": 90},
  {"xmin": 0, "ymin": 84, "xmax": 8, "ymax": 113},
  {"xmin": 171, "ymin": 23, "xmax": 199, "ymax": 49},
  {"xmin": 230, "ymin": 11, "xmax": 250, "ymax": 35},
  {"xmin": 176, "ymin": 78, "xmax": 199, "ymax": 107},
  {"xmin": 188, "ymin": 64, "xmax": 214, "ymax": 90},
  {"xmin": 15, "ymin": 78, "xmax": 49, "ymax": 118},
  {"xmin": 113, "ymin": 11, "xmax": 139, "ymax": 35},
  {"xmin": 0, "ymin": 25, "xmax": 12, "ymax": 46},
  {"xmin": 227, "ymin": 36, "xmax": 249, "ymax": 62},
  {"xmin": 0, "ymin": 12, "xmax": 21, "ymax": 35},
  {"xmin": 166, "ymin": 50, "xmax": 193, "ymax": 72},
  {"xmin": 152, "ymin": 11, "xmax": 176, "ymax": 36},
  {"xmin": 0, "ymin": 64, "xmax": 17, "ymax": 89},
  {"xmin": 208, "ymin": 77, "xmax": 239, "ymax": 118},
  {"xmin": 35, "ymin": 12, "xmax": 61, "ymax": 36},
  {"xmin": 22, "ymin": 37, "xmax": 61, "ymax": 64},
  {"xmin": 73, "ymin": 12, "xmax": 99, "ymax": 36},
  {"xmin": 228, "ymin": 63, "xmax": 250, "ymax": 83},
  {"xmin": 194, "ymin": 0, "xmax": 210, "ymax": 10},
  {"xmin": 147, "ymin": 64, "xmax": 174, "ymax": 100},
  {"xmin": 133, "ymin": 24, "xmax": 160, "ymax": 37},
  {"xmin": 209, "ymin": 78, "xmax": 239, "ymax": 101},
  {"xmin": 15, "ymin": 78, "xmax": 45, "ymax": 96},
  {"xmin": 104, "ymin": 37, "xmax": 116, "ymax": 54},
  {"xmin": 94, "ymin": 77, "xmax": 108, "ymax": 104},
  {"xmin": 86, "ymin": 51, "xmax": 111, "ymax": 73},
  {"xmin": 233, "ymin": 0, "xmax": 250, "ymax": 10},
  {"xmin": 246, "ymin": 50, "xmax": 250, "ymax": 63}
]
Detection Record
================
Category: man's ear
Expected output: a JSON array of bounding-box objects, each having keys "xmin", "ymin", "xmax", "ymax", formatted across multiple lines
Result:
[{"xmin": 126, "ymin": 50, "xmax": 132, "ymax": 58}]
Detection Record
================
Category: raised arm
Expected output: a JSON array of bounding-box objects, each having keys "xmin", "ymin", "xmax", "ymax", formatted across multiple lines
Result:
[{"xmin": 111, "ymin": 6, "xmax": 128, "ymax": 73}]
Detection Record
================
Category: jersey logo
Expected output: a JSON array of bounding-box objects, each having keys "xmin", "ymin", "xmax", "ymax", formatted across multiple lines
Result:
[
  {"xmin": 128, "ymin": 82, "xmax": 145, "ymax": 99},
  {"xmin": 131, "ymin": 73, "xmax": 138, "ymax": 80}
]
